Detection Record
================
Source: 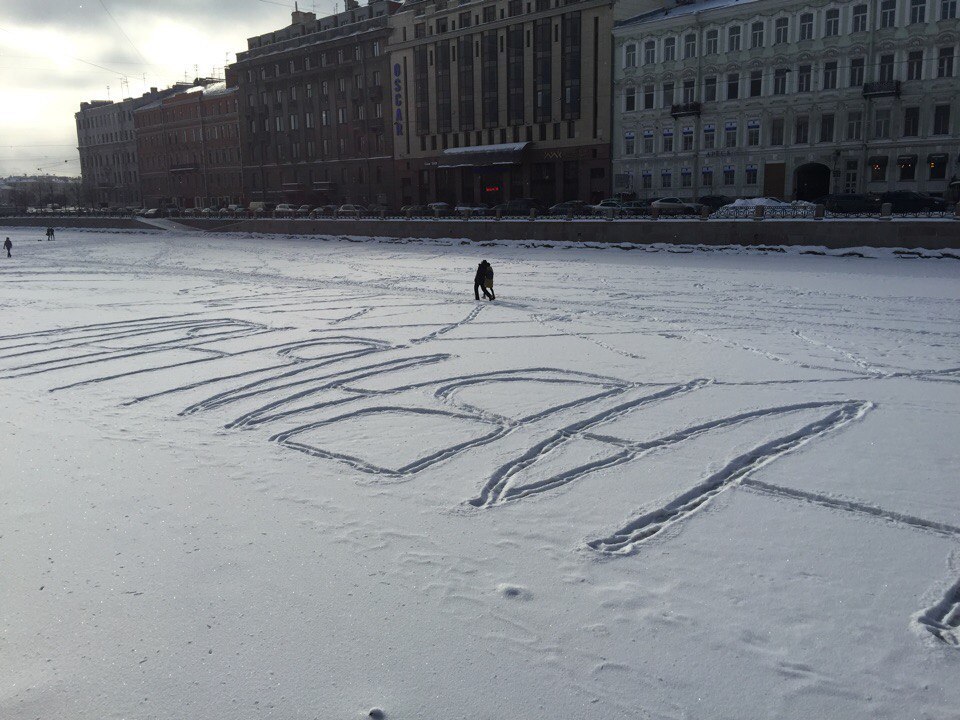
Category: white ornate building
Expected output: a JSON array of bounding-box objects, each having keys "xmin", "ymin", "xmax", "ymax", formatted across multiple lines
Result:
[{"xmin": 612, "ymin": 0, "xmax": 960, "ymax": 201}]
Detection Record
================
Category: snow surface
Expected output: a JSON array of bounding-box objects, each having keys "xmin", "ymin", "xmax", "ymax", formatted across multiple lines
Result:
[{"xmin": 1, "ymin": 228, "xmax": 959, "ymax": 720}]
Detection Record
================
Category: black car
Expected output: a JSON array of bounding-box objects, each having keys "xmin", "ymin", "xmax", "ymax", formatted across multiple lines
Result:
[
  {"xmin": 814, "ymin": 194, "xmax": 883, "ymax": 214},
  {"xmin": 696, "ymin": 195, "xmax": 734, "ymax": 212},
  {"xmin": 878, "ymin": 192, "xmax": 948, "ymax": 213},
  {"xmin": 547, "ymin": 200, "xmax": 590, "ymax": 215},
  {"xmin": 492, "ymin": 198, "xmax": 548, "ymax": 216}
]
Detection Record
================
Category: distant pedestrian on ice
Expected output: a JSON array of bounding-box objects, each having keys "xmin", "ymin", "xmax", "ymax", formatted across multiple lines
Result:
[
  {"xmin": 474, "ymin": 259, "xmax": 495, "ymax": 301},
  {"xmin": 46, "ymin": 227, "xmax": 55, "ymax": 241},
  {"xmin": 3, "ymin": 237, "xmax": 11, "ymax": 258}
]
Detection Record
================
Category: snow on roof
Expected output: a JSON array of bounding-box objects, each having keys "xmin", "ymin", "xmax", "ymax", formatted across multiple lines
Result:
[{"xmin": 617, "ymin": 0, "xmax": 764, "ymax": 29}]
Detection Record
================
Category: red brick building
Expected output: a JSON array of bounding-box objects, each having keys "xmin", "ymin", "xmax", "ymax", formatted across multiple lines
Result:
[{"xmin": 135, "ymin": 78, "xmax": 244, "ymax": 210}]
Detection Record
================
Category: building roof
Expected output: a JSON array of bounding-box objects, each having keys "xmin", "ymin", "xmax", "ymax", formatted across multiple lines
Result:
[{"xmin": 617, "ymin": 0, "xmax": 764, "ymax": 30}]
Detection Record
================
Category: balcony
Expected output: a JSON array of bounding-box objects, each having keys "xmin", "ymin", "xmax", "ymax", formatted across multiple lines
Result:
[
  {"xmin": 862, "ymin": 80, "xmax": 900, "ymax": 98},
  {"xmin": 670, "ymin": 101, "xmax": 702, "ymax": 118}
]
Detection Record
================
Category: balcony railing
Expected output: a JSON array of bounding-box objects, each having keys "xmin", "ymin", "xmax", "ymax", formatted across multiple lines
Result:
[
  {"xmin": 862, "ymin": 80, "xmax": 900, "ymax": 98},
  {"xmin": 670, "ymin": 101, "xmax": 702, "ymax": 118}
]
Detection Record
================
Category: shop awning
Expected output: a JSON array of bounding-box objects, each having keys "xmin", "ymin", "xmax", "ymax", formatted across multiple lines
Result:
[{"xmin": 436, "ymin": 142, "xmax": 530, "ymax": 169}]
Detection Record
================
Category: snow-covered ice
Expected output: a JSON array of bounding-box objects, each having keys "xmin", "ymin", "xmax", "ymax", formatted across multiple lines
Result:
[{"xmin": 1, "ymin": 229, "xmax": 958, "ymax": 719}]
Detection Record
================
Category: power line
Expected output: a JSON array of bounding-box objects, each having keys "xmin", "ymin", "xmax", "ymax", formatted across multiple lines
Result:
[{"xmin": 97, "ymin": 0, "xmax": 153, "ymax": 68}]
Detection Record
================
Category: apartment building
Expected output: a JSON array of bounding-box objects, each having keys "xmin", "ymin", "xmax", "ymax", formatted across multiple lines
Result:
[
  {"xmin": 231, "ymin": 2, "xmax": 402, "ymax": 208},
  {"xmin": 135, "ymin": 80, "xmax": 242, "ymax": 210},
  {"xmin": 613, "ymin": 0, "xmax": 960, "ymax": 200},
  {"xmin": 76, "ymin": 84, "xmax": 192, "ymax": 207},
  {"xmin": 388, "ymin": 0, "xmax": 636, "ymax": 207}
]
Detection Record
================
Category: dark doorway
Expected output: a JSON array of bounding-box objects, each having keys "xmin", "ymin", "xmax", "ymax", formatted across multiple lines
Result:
[
  {"xmin": 794, "ymin": 162, "xmax": 831, "ymax": 201},
  {"xmin": 763, "ymin": 162, "xmax": 786, "ymax": 199}
]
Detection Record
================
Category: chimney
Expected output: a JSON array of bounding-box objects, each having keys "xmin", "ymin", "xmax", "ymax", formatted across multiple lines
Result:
[{"xmin": 345, "ymin": 0, "xmax": 360, "ymax": 9}]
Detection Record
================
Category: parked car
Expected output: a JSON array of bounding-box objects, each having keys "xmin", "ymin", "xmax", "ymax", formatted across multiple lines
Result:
[
  {"xmin": 493, "ymin": 198, "xmax": 548, "ymax": 216},
  {"xmin": 426, "ymin": 201, "xmax": 452, "ymax": 215},
  {"xmin": 143, "ymin": 208, "xmax": 161, "ymax": 218},
  {"xmin": 590, "ymin": 198, "xmax": 625, "ymax": 214},
  {"xmin": 248, "ymin": 202, "xmax": 276, "ymax": 216},
  {"xmin": 548, "ymin": 200, "xmax": 590, "ymax": 215},
  {"xmin": 877, "ymin": 191, "xmax": 948, "ymax": 213},
  {"xmin": 621, "ymin": 199, "xmax": 654, "ymax": 216},
  {"xmin": 696, "ymin": 195, "xmax": 734, "ymax": 212},
  {"xmin": 273, "ymin": 203, "xmax": 298, "ymax": 217},
  {"xmin": 200, "ymin": 207, "xmax": 218, "ymax": 216},
  {"xmin": 309, "ymin": 204, "xmax": 339, "ymax": 218},
  {"xmin": 813, "ymin": 194, "xmax": 883, "ymax": 214},
  {"xmin": 650, "ymin": 197, "xmax": 702, "ymax": 214},
  {"xmin": 400, "ymin": 204, "xmax": 429, "ymax": 216},
  {"xmin": 454, "ymin": 203, "xmax": 490, "ymax": 216},
  {"xmin": 337, "ymin": 204, "xmax": 366, "ymax": 215}
]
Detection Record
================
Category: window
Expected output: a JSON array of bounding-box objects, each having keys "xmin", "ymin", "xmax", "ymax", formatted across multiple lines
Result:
[
  {"xmin": 723, "ymin": 167, "xmax": 735, "ymax": 186},
  {"xmin": 819, "ymin": 113, "xmax": 835, "ymax": 142},
  {"xmin": 750, "ymin": 70, "xmax": 762, "ymax": 96},
  {"xmin": 644, "ymin": 40, "xmax": 655, "ymax": 64},
  {"xmin": 825, "ymin": 9, "xmax": 840, "ymax": 35},
  {"xmin": 747, "ymin": 123, "xmax": 760, "ymax": 145},
  {"xmin": 799, "ymin": 13, "xmax": 813, "ymax": 40},
  {"xmin": 774, "ymin": 17, "xmax": 788, "ymax": 43},
  {"xmin": 682, "ymin": 79, "xmax": 695, "ymax": 103},
  {"xmin": 624, "ymin": 134, "xmax": 635, "ymax": 155},
  {"xmin": 795, "ymin": 116, "xmax": 809, "ymax": 143},
  {"xmin": 483, "ymin": 5, "xmax": 496, "ymax": 21},
  {"xmin": 929, "ymin": 154, "xmax": 947, "ymax": 179},
  {"xmin": 728, "ymin": 26, "xmax": 741, "ymax": 51},
  {"xmin": 943, "ymin": 0, "xmax": 958, "ymax": 18},
  {"xmin": 853, "ymin": 4, "xmax": 868, "ymax": 30},
  {"xmin": 847, "ymin": 110, "xmax": 863, "ymax": 139},
  {"xmin": 938, "ymin": 47, "xmax": 955, "ymax": 77},
  {"xmin": 681, "ymin": 171, "xmax": 692, "ymax": 188},
  {"xmin": 305, "ymin": 112, "xmax": 314, "ymax": 128},
  {"xmin": 727, "ymin": 73, "xmax": 739, "ymax": 100},
  {"xmin": 899, "ymin": 157, "xmax": 916, "ymax": 180},
  {"xmin": 725, "ymin": 123, "xmax": 737, "ymax": 147},
  {"xmin": 664, "ymin": 37, "xmax": 676, "ymax": 61},
  {"xmin": 798, "ymin": 64, "xmax": 812, "ymax": 92},
  {"xmin": 275, "ymin": 116, "xmax": 284, "ymax": 132},
  {"xmin": 903, "ymin": 106, "xmax": 920, "ymax": 136},
  {"xmin": 702, "ymin": 169, "xmax": 713, "ymax": 187},
  {"xmin": 684, "ymin": 34, "xmax": 696, "ymax": 58},
  {"xmin": 746, "ymin": 167, "xmax": 758, "ymax": 185},
  {"xmin": 823, "ymin": 61, "xmax": 838, "ymax": 89},
  {"xmin": 903, "ymin": 51, "xmax": 924, "ymax": 81},
  {"xmin": 874, "ymin": 108, "xmax": 890, "ymax": 138},
  {"xmin": 625, "ymin": 43, "xmax": 637, "ymax": 67},
  {"xmin": 880, "ymin": 0, "xmax": 896, "ymax": 27},
  {"xmin": 870, "ymin": 159, "xmax": 887, "ymax": 182},
  {"xmin": 910, "ymin": 0, "xmax": 926, "ymax": 23},
  {"xmin": 879, "ymin": 54, "xmax": 895, "ymax": 82},
  {"xmin": 662, "ymin": 81, "xmax": 674, "ymax": 107},
  {"xmin": 661, "ymin": 171, "xmax": 672, "ymax": 188},
  {"xmin": 337, "ymin": 107, "xmax": 346, "ymax": 123},
  {"xmin": 642, "ymin": 174, "xmax": 652, "ymax": 189},
  {"xmin": 704, "ymin": 76, "xmax": 717, "ymax": 101},
  {"xmin": 703, "ymin": 126, "xmax": 715, "ymax": 149},
  {"xmin": 663, "ymin": 133, "xmax": 674, "ymax": 152},
  {"xmin": 643, "ymin": 85, "xmax": 655, "ymax": 109},
  {"xmin": 624, "ymin": 87, "xmax": 636, "ymax": 112},
  {"xmin": 751, "ymin": 21, "xmax": 764, "ymax": 47},
  {"xmin": 770, "ymin": 117, "xmax": 785, "ymax": 145},
  {"xmin": 643, "ymin": 134, "xmax": 654, "ymax": 153},
  {"xmin": 933, "ymin": 104, "xmax": 951, "ymax": 134},
  {"xmin": 773, "ymin": 68, "xmax": 787, "ymax": 94},
  {"xmin": 682, "ymin": 132, "xmax": 693, "ymax": 151},
  {"xmin": 850, "ymin": 57, "xmax": 865, "ymax": 85},
  {"xmin": 705, "ymin": 29, "xmax": 718, "ymax": 54}
]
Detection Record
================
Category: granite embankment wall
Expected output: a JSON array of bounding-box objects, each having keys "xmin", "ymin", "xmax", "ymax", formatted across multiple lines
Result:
[{"xmin": 2, "ymin": 216, "xmax": 959, "ymax": 250}]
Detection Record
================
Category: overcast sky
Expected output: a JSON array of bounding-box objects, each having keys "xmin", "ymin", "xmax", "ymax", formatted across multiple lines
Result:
[{"xmin": 0, "ymin": 0, "xmax": 339, "ymax": 177}]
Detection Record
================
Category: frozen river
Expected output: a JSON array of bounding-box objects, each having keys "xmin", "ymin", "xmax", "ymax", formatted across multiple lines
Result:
[{"xmin": 1, "ymin": 228, "xmax": 958, "ymax": 719}]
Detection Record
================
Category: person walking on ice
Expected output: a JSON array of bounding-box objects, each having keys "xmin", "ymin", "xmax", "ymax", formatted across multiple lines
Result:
[
  {"xmin": 46, "ymin": 227, "xmax": 55, "ymax": 241},
  {"xmin": 3, "ymin": 237, "xmax": 11, "ymax": 258},
  {"xmin": 474, "ymin": 259, "xmax": 495, "ymax": 301}
]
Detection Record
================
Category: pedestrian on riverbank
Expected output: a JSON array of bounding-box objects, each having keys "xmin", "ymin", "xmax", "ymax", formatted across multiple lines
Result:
[
  {"xmin": 46, "ymin": 227, "xmax": 55, "ymax": 241},
  {"xmin": 3, "ymin": 237, "xmax": 11, "ymax": 258},
  {"xmin": 474, "ymin": 260, "xmax": 495, "ymax": 301}
]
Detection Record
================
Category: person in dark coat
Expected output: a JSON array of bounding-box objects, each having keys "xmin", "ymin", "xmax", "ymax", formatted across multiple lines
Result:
[
  {"xmin": 3, "ymin": 237, "xmax": 11, "ymax": 258},
  {"xmin": 474, "ymin": 260, "xmax": 495, "ymax": 301},
  {"xmin": 46, "ymin": 227, "xmax": 55, "ymax": 241}
]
